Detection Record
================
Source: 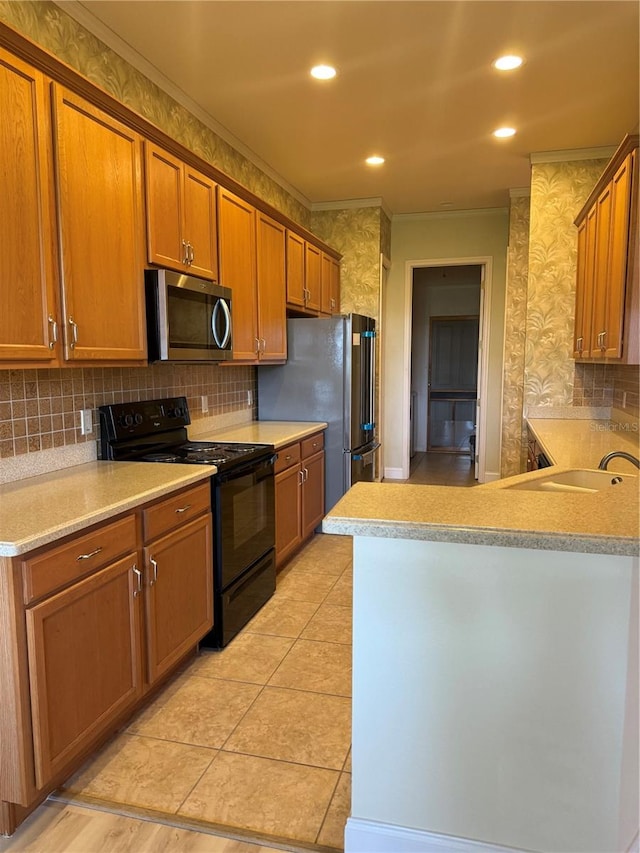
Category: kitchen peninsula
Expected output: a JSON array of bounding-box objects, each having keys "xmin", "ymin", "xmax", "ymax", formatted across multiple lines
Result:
[{"xmin": 324, "ymin": 451, "xmax": 638, "ymax": 852}]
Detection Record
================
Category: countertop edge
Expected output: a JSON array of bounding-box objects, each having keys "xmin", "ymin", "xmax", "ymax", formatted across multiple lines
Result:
[
  {"xmin": 321, "ymin": 516, "xmax": 639, "ymax": 556},
  {"xmin": 0, "ymin": 466, "xmax": 215, "ymax": 557}
]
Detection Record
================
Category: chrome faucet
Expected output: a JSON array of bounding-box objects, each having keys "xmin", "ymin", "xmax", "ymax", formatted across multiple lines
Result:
[{"xmin": 598, "ymin": 451, "xmax": 640, "ymax": 470}]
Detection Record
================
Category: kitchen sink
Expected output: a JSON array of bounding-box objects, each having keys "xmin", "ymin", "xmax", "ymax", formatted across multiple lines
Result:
[{"xmin": 505, "ymin": 468, "xmax": 637, "ymax": 493}]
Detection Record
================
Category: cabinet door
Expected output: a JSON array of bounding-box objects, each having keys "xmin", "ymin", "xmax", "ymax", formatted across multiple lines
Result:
[
  {"xmin": 320, "ymin": 252, "xmax": 333, "ymax": 315},
  {"xmin": 53, "ymin": 85, "xmax": 146, "ymax": 362},
  {"xmin": 183, "ymin": 165, "xmax": 218, "ymax": 281},
  {"xmin": 0, "ymin": 49, "xmax": 59, "ymax": 364},
  {"xmin": 275, "ymin": 464, "xmax": 302, "ymax": 568},
  {"xmin": 602, "ymin": 152, "xmax": 634, "ymax": 358},
  {"xmin": 25, "ymin": 554, "xmax": 143, "ymax": 789},
  {"xmin": 144, "ymin": 142, "xmax": 184, "ymax": 270},
  {"xmin": 144, "ymin": 513, "xmax": 213, "ymax": 685},
  {"xmin": 590, "ymin": 182, "xmax": 614, "ymax": 357},
  {"xmin": 286, "ymin": 230, "xmax": 306, "ymax": 308},
  {"xmin": 301, "ymin": 449, "xmax": 325, "ymax": 539},
  {"xmin": 256, "ymin": 212, "xmax": 287, "ymax": 361},
  {"xmin": 330, "ymin": 257, "xmax": 341, "ymax": 315},
  {"xmin": 218, "ymin": 188, "xmax": 257, "ymax": 361},
  {"xmin": 304, "ymin": 243, "xmax": 322, "ymax": 312}
]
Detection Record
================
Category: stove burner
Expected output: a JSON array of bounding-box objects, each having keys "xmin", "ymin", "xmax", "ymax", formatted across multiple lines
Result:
[{"xmin": 141, "ymin": 452, "xmax": 182, "ymax": 463}]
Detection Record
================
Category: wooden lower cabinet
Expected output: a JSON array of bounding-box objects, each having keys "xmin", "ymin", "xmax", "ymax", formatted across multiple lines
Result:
[
  {"xmin": 25, "ymin": 553, "xmax": 143, "ymax": 789},
  {"xmin": 274, "ymin": 432, "xmax": 325, "ymax": 568},
  {"xmin": 144, "ymin": 513, "xmax": 213, "ymax": 685},
  {"xmin": 0, "ymin": 481, "xmax": 213, "ymax": 834}
]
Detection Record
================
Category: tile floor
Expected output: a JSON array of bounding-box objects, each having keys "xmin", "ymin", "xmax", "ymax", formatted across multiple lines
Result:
[
  {"xmin": 56, "ymin": 533, "xmax": 354, "ymax": 851},
  {"xmin": 403, "ymin": 450, "xmax": 477, "ymax": 486}
]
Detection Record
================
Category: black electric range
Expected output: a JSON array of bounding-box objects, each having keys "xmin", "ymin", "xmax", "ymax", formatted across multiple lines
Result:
[{"xmin": 98, "ymin": 397, "xmax": 276, "ymax": 649}]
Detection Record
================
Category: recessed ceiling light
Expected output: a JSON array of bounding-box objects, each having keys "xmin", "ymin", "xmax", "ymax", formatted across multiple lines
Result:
[
  {"xmin": 310, "ymin": 64, "xmax": 336, "ymax": 80},
  {"xmin": 493, "ymin": 55, "xmax": 523, "ymax": 71},
  {"xmin": 493, "ymin": 127, "xmax": 516, "ymax": 138},
  {"xmin": 365, "ymin": 155, "xmax": 385, "ymax": 166}
]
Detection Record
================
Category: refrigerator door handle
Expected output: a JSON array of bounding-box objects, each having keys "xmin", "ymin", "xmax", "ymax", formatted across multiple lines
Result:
[
  {"xmin": 361, "ymin": 329, "xmax": 376, "ymax": 432},
  {"xmin": 352, "ymin": 442, "xmax": 381, "ymax": 465}
]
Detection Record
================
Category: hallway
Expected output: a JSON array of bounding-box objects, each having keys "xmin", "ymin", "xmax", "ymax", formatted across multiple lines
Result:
[{"xmin": 392, "ymin": 451, "xmax": 477, "ymax": 487}]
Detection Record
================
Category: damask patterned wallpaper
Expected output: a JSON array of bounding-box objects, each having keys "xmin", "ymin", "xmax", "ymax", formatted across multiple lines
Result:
[
  {"xmin": 501, "ymin": 194, "xmax": 530, "ymax": 478},
  {"xmin": 524, "ymin": 158, "xmax": 609, "ymax": 407},
  {"xmin": 0, "ymin": 0, "xmax": 311, "ymax": 228},
  {"xmin": 312, "ymin": 206, "xmax": 387, "ymax": 320}
]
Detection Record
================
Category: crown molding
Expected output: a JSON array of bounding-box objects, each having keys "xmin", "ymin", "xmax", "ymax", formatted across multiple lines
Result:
[
  {"xmin": 509, "ymin": 187, "xmax": 530, "ymax": 198},
  {"xmin": 530, "ymin": 145, "xmax": 616, "ymax": 164},
  {"xmin": 393, "ymin": 207, "xmax": 508, "ymax": 223},
  {"xmin": 311, "ymin": 197, "xmax": 394, "ymax": 219},
  {"xmin": 52, "ymin": 0, "xmax": 311, "ymax": 210}
]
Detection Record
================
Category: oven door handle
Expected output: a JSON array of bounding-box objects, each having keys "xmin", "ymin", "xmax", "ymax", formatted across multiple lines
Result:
[
  {"xmin": 215, "ymin": 453, "xmax": 276, "ymax": 484},
  {"xmin": 212, "ymin": 298, "xmax": 232, "ymax": 350}
]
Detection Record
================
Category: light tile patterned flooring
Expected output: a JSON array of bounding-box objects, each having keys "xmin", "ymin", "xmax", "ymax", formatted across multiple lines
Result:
[{"xmin": 55, "ymin": 533, "xmax": 354, "ymax": 851}]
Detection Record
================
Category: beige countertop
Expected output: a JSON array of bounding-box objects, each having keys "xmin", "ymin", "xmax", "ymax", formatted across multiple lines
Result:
[
  {"xmin": 527, "ymin": 417, "xmax": 639, "ymax": 472},
  {"xmin": 322, "ymin": 475, "xmax": 638, "ymax": 556},
  {"xmin": 323, "ymin": 416, "xmax": 639, "ymax": 556},
  {"xmin": 190, "ymin": 420, "xmax": 327, "ymax": 449},
  {"xmin": 0, "ymin": 462, "xmax": 214, "ymax": 557}
]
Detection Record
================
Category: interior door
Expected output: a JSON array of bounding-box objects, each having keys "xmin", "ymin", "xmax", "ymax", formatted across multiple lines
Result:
[{"xmin": 427, "ymin": 316, "xmax": 479, "ymax": 453}]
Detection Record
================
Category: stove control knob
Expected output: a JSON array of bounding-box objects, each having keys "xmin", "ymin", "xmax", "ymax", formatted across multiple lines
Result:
[
  {"xmin": 168, "ymin": 405, "xmax": 184, "ymax": 419},
  {"xmin": 119, "ymin": 413, "xmax": 134, "ymax": 428},
  {"xmin": 134, "ymin": 413, "xmax": 144, "ymax": 425}
]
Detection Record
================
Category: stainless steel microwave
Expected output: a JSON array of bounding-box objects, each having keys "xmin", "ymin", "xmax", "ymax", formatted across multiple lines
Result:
[{"xmin": 145, "ymin": 269, "xmax": 232, "ymax": 362}]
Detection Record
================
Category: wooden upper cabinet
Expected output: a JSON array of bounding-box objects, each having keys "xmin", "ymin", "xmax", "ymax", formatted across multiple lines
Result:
[
  {"xmin": 574, "ymin": 136, "xmax": 638, "ymax": 364},
  {"xmin": 52, "ymin": 84, "xmax": 147, "ymax": 362},
  {"xmin": 218, "ymin": 188, "xmax": 258, "ymax": 361},
  {"xmin": 321, "ymin": 252, "xmax": 341, "ymax": 316},
  {"xmin": 0, "ymin": 48, "xmax": 59, "ymax": 364},
  {"xmin": 144, "ymin": 142, "xmax": 217, "ymax": 281},
  {"xmin": 256, "ymin": 212, "xmax": 287, "ymax": 361},
  {"xmin": 304, "ymin": 242, "xmax": 322, "ymax": 313},
  {"xmin": 286, "ymin": 230, "xmax": 306, "ymax": 308}
]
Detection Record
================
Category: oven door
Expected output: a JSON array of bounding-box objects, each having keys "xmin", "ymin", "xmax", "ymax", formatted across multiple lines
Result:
[{"xmin": 215, "ymin": 455, "xmax": 275, "ymax": 589}]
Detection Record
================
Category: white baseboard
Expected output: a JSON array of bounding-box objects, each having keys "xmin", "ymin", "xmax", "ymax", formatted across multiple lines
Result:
[
  {"xmin": 383, "ymin": 466, "xmax": 407, "ymax": 480},
  {"xmin": 483, "ymin": 470, "xmax": 501, "ymax": 482},
  {"xmin": 345, "ymin": 818, "xmax": 528, "ymax": 853}
]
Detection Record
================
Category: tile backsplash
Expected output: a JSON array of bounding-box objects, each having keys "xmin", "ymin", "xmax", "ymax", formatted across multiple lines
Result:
[
  {"xmin": 0, "ymin": 364, "xmax": 256, "ymax": 459},
  {"xmin": 573, "ymin": 363, "xmax": 639, "ymax": 416}
]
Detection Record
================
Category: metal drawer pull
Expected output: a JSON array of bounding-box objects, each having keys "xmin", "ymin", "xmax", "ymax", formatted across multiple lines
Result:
[
  {"xmin": 149, "ymin": 556, "xmax": 158, "ymax": 586},
  {"xmin": 68, "ymin": 317, "xmax": 78, "ymax": 349},
  {"xmin": 48, "ymin": 314, "xmax": 58, "ymax": 349},
  {"xmin": 298, "ymin": 469, "xmax": 304, "ymax": 485},
  {"xmin": 175, "ymin": 504, "xmax": 192, "ymax": 514},
  {"xmin": 132, "ymin": 565, "xmax": 142, "ymax": 597},
  {"xmin": 76, "ymin": 546, "xmax": 103, "ymax": 561}
]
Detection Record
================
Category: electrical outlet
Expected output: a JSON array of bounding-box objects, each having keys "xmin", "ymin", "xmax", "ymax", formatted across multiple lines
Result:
[
  {"xmin": 80, "ymin": 408, "xmax": 93, "ymax": 436},
  {"xmin": 201, "ymin": 395, "xmax": 209, "ymax": 413}
]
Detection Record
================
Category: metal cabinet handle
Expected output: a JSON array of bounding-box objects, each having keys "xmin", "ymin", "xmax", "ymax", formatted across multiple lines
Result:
[
  {"xmin": 68, "ymin": 317, "xmax": 78, "ymax": 349},
  {"xmin": 303, "ymin": 467, "xmax": 309, "ymax": 482},
  {"xmin": 182, "ymin": 239, "xmax": 189, "ymax": 265},
  {"xmin": 76, "ymin": 546, "xmax": 103, "ymax": 561},
  {"xmin": 175, "ymin": 504, "xmax": 192, "ymax": 514},
  {"xmin": 255, "ymin": 338, "xmax": 261, "ymax": 354},
  {"xmin": 149, "ymin": 556, "xmax": 158, "ymax": 586},
  {"xmin": 48, "ymin": 314, "xmax": 58, "ymax": 349},
  {"xmin": 260, "ymin": 338, "xmax": 266, "ymax": 353},
  {"xmin": 599, "ymin": 330, "xmax": 607, "ymax": 349},
  {"xmin": 298, "ymin": 469, "xmax": 304, "ymax": 485},
  {"xmin": 132, "ymin": 565, "xmax": 142, "ymax": 597},
  {"xmin": 576, "ymin": 336, "xmax": 583, "ymax": 353}
]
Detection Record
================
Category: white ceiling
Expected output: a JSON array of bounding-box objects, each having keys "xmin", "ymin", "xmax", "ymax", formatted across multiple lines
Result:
[{"xmin": 58, "ymin": 0, "xmax": 639, "ymax": 216}]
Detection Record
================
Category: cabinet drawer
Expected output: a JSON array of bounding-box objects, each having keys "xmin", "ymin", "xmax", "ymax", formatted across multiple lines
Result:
[
  {"xmin": 301, "ymin": 432, "xmax": 324, "ymax": 459},
  {"xmin": 142, "ymin": 483, "xmax": 211, "ymax": 542},
  {"xmin": 275, "ymin": 442, "xmax": 301, "ymax": 474},
  {"xmin": 22, "ymin": 514, "xmax": 137, "ymax": 604}
]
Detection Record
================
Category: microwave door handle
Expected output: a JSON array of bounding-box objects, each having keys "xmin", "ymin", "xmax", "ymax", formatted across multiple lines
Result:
[{"xmin": 212, "ymin": 299, "xmax": 232, "ymax": 349}]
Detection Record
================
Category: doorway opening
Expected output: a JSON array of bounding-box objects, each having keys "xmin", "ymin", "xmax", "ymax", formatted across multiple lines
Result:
[{"xmin": 408, "ymin": 261, "xmax": 488, "ymax": 483}]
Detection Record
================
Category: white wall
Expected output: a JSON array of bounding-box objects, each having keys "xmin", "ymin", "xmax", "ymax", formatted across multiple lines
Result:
[
  {"xmin": 349, "ymin": 536, "xmax": 638, "ymax": 853},
  {"xmin": 411, "ymin": 267, "xmax": 481, "ymax": 452},
  {"xmin": 384, "ymin": 210, "xmax": 508, "ymax": 478}
]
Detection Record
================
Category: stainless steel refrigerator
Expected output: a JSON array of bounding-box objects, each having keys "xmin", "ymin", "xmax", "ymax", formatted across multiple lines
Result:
[{"xmin": 257, "ymin": 314, "xmax": 380, "ymax": 514}]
